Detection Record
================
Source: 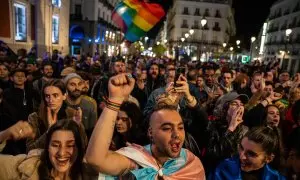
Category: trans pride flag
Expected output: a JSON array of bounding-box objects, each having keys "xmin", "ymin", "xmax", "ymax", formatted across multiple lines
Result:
[{"xmin": 112, "ymin": 0, "xmax": 166, "ymax": 42}]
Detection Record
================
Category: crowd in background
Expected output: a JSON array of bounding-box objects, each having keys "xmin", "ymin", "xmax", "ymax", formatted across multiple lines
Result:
[{"xmin": 0, "ymin": 43, "xmax": 300, "ymax": 179}]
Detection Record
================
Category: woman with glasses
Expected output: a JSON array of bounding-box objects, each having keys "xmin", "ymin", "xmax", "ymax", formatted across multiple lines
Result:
[
  {"xmin": 110, "ymin": 101, "xmax": 146, "ymax": 150},
  {"xmin": 211, "ymin": 126, "xmax": 285, "ymax": 179}
]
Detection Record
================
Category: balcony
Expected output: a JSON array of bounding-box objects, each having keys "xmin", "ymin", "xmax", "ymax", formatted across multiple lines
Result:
[
  {"xmin": 182, "ymin": 11, "xmax": 189, "ymax": 15},
  {"xmin": 181, "ymin": 24, "xmax": 189, "ymax": 28},
  {"xmin": 203, "ymin": 25, "xmax": 209, "ymax": 30},
  {"xmin": 280, "ymin": 24, "xmax": 287, "ymax": 30},
  {"xmin": 194, "ymin": 12, "xmax": 201, "ymax": 16},
  {"xmin": 192, "ymin": 25, "xmax": 200, "ymax": 29},
  {"xmin": 70, "ymin": 14, "xmax": 82, "ymax": 21},
  {"xmin": 215, "ymin": 12, "xmax": 221, "ymax": 18},
  {"xmin": 213, "ymin": 26, "xmax": 221, "ymax": 31},
  {"xmin": 283, "ymin": 9, "xmax": 290, "ymax": 15}
]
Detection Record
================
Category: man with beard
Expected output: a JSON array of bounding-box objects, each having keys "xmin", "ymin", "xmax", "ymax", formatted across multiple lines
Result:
[
  {"xmin": 85, "ymin": 74, "xmax": 205, "ymax": 179},
  {"xmin": 64, "ymin": 73, "xmax": 97, "ymax": 139},
  {"xmin": 50, "ymin": 49, "xmax": 64, "ymax": 78},
  {"xmin": 32, "ymin": 62, "xmax": 54, "ymax": 111},
  {"xmin": 145, "ymin": 63, "xmax": 165, "ymax": 98},
  {"xmin": 92, "ymin": 58, "xmax": 126, "ymax": 114}
]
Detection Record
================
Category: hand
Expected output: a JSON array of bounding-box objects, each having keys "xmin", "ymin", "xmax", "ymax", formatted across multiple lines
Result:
[
  {"xmin": 156, "ymin": 82, "xmax": 181, "ymax": 106},
  {"xmin": 136, "ymin": 79, "xmax": 145, "ymax": 90},
  {"xmin": 47, "ymin": 107, "xmax": 58, "ymax": 128},
  {"xmin": 228, "ymin": 106, "xmax": 244, "ymax": 132},
  {"xmin": 267, "ymin": 91, "xmax": 282, "ymax": 102},
  {"xmin": 2, "ymin": 121, "xmax": 34, "ymax": 141},
  {"xmin": 73, "ymin": 107, "xmax": 82, "ymax": 124},
  {"xmin": 250, "ymin": 83, "xmax": 258, "ymax": 94},
  {"xmin": 174, "ymin": 75, "xmax": 191, "ymax": 98},
  {"xmin": 108, "ymin": 73, "xmax": 135, "ymax": 103}
]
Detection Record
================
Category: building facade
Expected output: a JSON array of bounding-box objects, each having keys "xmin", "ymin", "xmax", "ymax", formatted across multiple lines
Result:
[
  {"xmin": 263, "ymin": 0, "xmax": 300, "ymax": 74},
  {"xmin": 70, "ymin": 0, "xmax": 122, "ymax": 56},
  {"xmin": 0, "ymin": 0, "xmax": 70, "ymax": 56},
  {"xmin": 164, "ymin": 0, "xmax": 236, "ymax": 61}
]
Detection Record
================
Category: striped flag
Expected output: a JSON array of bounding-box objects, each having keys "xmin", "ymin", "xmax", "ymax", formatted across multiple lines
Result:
[{"xmin": 112, "ymin": 0, "xmax": 165, "ymax": 42}]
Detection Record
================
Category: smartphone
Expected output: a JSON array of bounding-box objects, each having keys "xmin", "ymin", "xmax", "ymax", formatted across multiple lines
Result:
[{"xmin": 175, "ymin": 67, "xmax": 185, "ymax": 87}]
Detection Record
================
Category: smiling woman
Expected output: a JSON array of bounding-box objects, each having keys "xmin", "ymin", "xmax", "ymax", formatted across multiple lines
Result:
[{"xmin": 0, "ymin": 119, "xmax": 98, "ymax": 180}]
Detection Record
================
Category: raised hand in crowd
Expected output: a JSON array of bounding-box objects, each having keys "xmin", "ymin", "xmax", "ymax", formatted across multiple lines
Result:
[
  {"xmin": 174, "ymin": 75, "xmax": 197, "ymax": 107},
  {"xmin": 0, "ymin": 121, "xmax": 34, "ymax": 143},
  {"xmin": 227, "ymin": 106, "xmax": 244, "ymax": 132},
  {"xmin": 109, "ymin": 73, "xmax": 136, "ymax": 103},
  {"xmin": 47, "ymin": 106, "xmax": 58, "ymax": 128}
]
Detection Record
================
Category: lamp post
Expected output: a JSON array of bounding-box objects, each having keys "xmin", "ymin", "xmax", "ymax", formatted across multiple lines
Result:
[
  {"xmin": 250, "ymin": 36, "xmax": 256, "ymax": 62},
  {"xmin": 188, "ymin": 29, "xmax": 194, "ymax": 57},
  {"xmin": 282, "ymin": 29, "xmax": 292, "ymax": 70},
  {"xmin": 222, "ymin": 43, "xmax": 227, "ymax": 60},
  {"xmin": 199, "ymin": 17, "xmax": 207, "ymax": 61},
  {"xmin": 230, "ymin": 47, "xmax": 234, "ymax": 62}
]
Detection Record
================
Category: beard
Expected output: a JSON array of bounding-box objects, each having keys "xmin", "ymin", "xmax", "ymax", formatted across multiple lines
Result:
[
  {"xmin": 44, "ymin": 72, "xmax": 53, "ymax": 78},
  {"xmin": 68, "ymin": 89, "xmax": 81, "ymax": 99}
]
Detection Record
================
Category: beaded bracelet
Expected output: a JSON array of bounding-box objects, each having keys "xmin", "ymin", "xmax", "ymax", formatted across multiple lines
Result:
[{"xmin": 104, "ymin": 97, "xmax": 122, "ymax": 111}]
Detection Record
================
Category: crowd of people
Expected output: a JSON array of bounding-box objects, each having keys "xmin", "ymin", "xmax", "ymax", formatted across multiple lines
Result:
[{"xmin": 0, "ymin": 45, "xmax": 300, "ymax": 179}]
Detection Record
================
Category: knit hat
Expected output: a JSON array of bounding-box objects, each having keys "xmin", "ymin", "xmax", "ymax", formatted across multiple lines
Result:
[
  {"xmin": 63, "ymin": 73, "xmax": 82, "ymax": 84},
  {"xmin": 61, "ymin": 67, "xmax": 76, "ymax": 77}
]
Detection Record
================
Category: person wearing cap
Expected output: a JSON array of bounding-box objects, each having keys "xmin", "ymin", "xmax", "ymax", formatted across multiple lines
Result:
[
  {"xmin": 202, "ymin": 91, "xmax": 249, "ymax": 174},
  {"xmin": 64, "ymin": 73, "xmax": 97, "ymax": 139},
  {"xmin": 26, "ymin": 56, "xmax": 41, "ymax": 82}
]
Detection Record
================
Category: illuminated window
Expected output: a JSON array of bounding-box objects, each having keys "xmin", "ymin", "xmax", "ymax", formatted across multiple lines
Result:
[
  {"xmin": 52, "ymin": 15, "xmax": 59, "ymax": 44},
  {"xmin": 52, "ymin": 0, "xmax": 61, "ymax": 7},
  {"xmin": 14, "ymin": 3, "xmax": 27, "ymax": 41}
]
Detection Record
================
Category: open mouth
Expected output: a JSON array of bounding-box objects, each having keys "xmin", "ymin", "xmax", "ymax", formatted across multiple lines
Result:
[
  {"xmin": 56, "ymin": 157, "xmax": 70, "ymax": 166},
  {"xmin": 170, "ymin": 141, "xmax": 181, "ymax": 153}
]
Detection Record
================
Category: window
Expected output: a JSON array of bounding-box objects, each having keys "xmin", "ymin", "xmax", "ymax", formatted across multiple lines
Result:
[
  {"xmin": 204, "ymin": 9, "xmax": 210, "ymax": 17},
  {"xmin": 52, "ymin": 0, "xmax": 61, "ymax": 7},
  {"xmin": 183, "ymin": 7, "xmax": 189, "ymax": 15},
  {"xmin": 181, "ymin": 19, "xmax": 188, "ymax": 28},
  {"xmin": 75, "ymin": 5, "xmax": 81, "ymax": 15},
  {"xmin": 193, "ymin": 20, "xmax": 199, "ymax": 29},
  {"xmin": 215, "ymin": 10, "xmax": 221, "ymax": 18},
  {"xmin": 14, "ymin": 3, "xmax": 27, "ymax": 41},
  {"xmin": 194, "ymin": 8, "xmax": 200, "ymax": 16},
  {"xmin": 52, "ymin": 15, "xmax": 59, "ymax": 44}
]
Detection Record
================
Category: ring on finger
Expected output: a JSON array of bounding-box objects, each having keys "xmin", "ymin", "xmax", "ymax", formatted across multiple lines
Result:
[{"xmin": 19, "ymin": 129, "xmax": 23, "ymax": 135}]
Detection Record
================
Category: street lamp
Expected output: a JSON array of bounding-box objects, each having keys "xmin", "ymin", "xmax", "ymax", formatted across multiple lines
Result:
[
  {"xmin": 181, "ymin": 37, "xmax": 185, "ymax": 42},
  {"xmin": 250, "ymin": 36, "xmax": 256, "ymax": 61},
  {"xmin": 229, "ymin": 47, "xmax": 234, "ymax": 62},
  {"xmin": 189, "ymin": 29, "xmax": 194, "ymax": 35},
  {"xmin": 199, "ymin": 17, "xmax": 207, "ymax": 61},
  {"xmin": 164, "ymin": 39, "xmax": 167, "ymax": 43},
  {"xmin": 281, "ymin": 29, "xmax": 293, "ymax": 70},
  {"xmin": 223, "ymin": 43, "xmax": 227, "ymax": 48},
  {"xmin": 236, "ymin": 40, "xmax": 241, "ymax": 46},
  {"xmin": 157, "ymin": 41, "xmax": 160, "ymax": 45},
  {"xmin": 185, "ymin": 33, "xmax": 189, "ymax": 38}
]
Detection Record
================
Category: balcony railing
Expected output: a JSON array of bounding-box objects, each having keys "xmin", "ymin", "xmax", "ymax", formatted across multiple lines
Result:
[
  {"xmin": 182, "ymin": 11, "xmax": 189, "ymax": 15},
  {"xmin": 213, "ymin": 27, "xmax": 221, "ymax": 31},
  {"xmin": 181, "ymin": 24, "xmax": 189, "ymax": 28},
  {"xmin": 192, "ymin": 25, "xmax": 200, "ymax": 29}
]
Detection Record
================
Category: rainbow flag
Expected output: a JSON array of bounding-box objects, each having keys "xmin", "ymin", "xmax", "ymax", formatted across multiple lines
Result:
[{"xmin": 112, "ymin": 0, "xmax": 166, "ymax": 42}]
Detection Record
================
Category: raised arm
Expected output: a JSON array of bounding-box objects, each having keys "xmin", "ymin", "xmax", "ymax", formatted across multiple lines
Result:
[{"xmin": 85, "ymin": 74, "xmax": 136, "ymax": 176}]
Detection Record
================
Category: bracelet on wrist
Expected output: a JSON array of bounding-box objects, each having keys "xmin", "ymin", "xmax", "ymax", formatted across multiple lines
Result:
[{"xmin": 186, "ymin": 96, "xmax": 195, "ymax": 104}]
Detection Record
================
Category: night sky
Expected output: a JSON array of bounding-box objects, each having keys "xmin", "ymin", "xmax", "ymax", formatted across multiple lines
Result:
[{"xmin": 232, "ymin": 0, "xmax": 277, "ymax": 49}]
